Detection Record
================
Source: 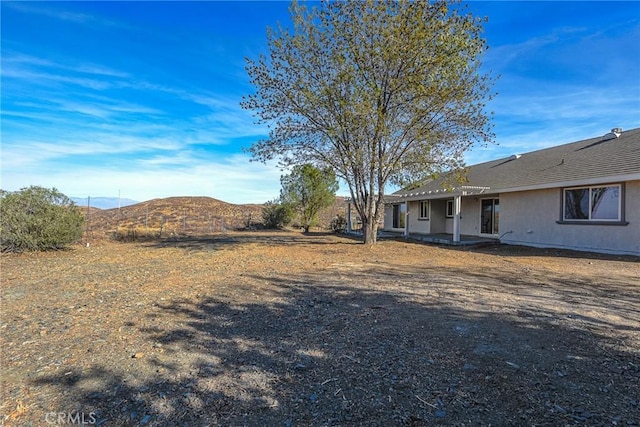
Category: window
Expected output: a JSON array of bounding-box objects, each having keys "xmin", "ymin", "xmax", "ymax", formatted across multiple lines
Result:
[
  {"xmin": 563, "ymin": 184, "xmax": 621, "ymax": 221},
  {"xmin": 392, "ymin": 204, "xmax": 406, "ymax": 229},
  {"xmin": 445, "ymin": 200, "xmax": 454, "ymax": 218},
  {"xmin": 419, "ymin": 201, "xmax": 429, "ymax": 219}
]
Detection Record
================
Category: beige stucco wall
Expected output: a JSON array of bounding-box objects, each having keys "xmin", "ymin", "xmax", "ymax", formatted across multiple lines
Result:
[
  {"xmin": 460, "ymin": 197, "xmax": 481, "ymax": 236},
  {"xmin": 383, "ymin": 204, "xmax": 395, "ymax": 230},
  {"xmin": 407, "ymin": 201, "xmax": 429, "ymax": 234},
  {"xmin": 430, "ymin": 200, "xmax": 447, "ymax": 233},
  {"xmin": 500, "ymin": 180, "xmax": 640, "ymax": 256}
]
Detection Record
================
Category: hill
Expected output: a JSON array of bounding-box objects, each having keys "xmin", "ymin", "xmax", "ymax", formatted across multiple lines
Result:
[
  {"xmin": 82, "ymin": 196, "xmax": 350, "ymax": 240},
  {"xmin": 84, "ymin": 196, "xmax": 264, "ymax": 239}
]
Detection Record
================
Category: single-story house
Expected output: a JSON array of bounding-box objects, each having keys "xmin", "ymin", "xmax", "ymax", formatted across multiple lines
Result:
[{"xmin": 382, "ymin": 127, "xmax": 640, "ymax": 256}]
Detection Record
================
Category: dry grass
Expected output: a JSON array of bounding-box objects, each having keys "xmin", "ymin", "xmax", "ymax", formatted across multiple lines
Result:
[{"xmin": 1, "ymin": 231, "xmax": 638, "ymax": 426}]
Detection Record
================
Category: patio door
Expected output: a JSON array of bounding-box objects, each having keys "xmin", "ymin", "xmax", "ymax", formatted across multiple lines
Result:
[
  {"xmin": 481, "ymin": 198, "xmax": 499, "ymax": 235},
  {"xmin": 392, "ymin": 204, "xmax": 406, "ymax": 229}
]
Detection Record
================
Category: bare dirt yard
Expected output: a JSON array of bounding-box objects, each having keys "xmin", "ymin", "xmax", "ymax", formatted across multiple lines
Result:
[{"xmin": 1, "ymin": 231, "xmax": 639, "ymax": 426}]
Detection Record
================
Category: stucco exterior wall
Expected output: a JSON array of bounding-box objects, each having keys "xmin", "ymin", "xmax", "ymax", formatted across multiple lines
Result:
[
  {"xmin": 383, "ymin": 204, "xmax": 395, "ymax": 231},
  {"xmin": 429, "ymin": 200, "xmax": 447, "ymax": 233},
  {"xmin": 500, "ymin": 180, "xmax": 640, "ymax": 256},
  {"xmin": 460, "ymin": 197, "xmax": 481, "ymax": 236},
  {"xmin": 407, "ymin": 201, "xmax": 430, "ymax": 234}
]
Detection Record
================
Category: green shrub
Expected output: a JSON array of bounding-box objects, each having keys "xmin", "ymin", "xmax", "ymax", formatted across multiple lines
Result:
[
  {"xmin": 262, "ymin": 200, "xmax": 294, "ymax": 229},
  {"xmin": 330, "ymin": 214, "xmax": 347, "ymax": 233},
  {"xmin": 0, "ymin": 186, "xmax": 84, "ymax": 252}
]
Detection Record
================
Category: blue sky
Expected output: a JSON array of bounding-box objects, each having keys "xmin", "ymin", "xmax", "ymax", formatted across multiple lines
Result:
[{"xmin": 2, "ymin": 1, "xmax": 639, "ymax": 204}]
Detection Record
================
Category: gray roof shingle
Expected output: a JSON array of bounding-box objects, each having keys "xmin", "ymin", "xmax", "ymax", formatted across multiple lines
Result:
[{"xmin": 393, "ymin": 127, "xmax": 640, "ymax": 199}]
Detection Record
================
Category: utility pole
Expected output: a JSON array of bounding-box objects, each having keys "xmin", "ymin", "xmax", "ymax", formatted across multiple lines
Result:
[
  {"xmin": 183, "ymin": 209, "xmax": 187, "ymax": 234},
  {"xmin": 116, "ymin": 190, "xmax": 121, "ymax": 238},
  {"xmin": 86, "ymin": 196, "xmax": 91, "ymax": 245}
]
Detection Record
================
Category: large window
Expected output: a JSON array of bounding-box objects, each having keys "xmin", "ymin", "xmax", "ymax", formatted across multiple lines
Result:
[
  {"xmin": 563, "ymin": 184, "xmax": 621, "ymax": 221},
  {"xmin": 419, "ymin": 201, "xmax": 429, "ymax": 219}
]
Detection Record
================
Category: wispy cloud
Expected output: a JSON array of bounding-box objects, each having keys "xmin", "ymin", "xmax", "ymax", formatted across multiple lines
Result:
[
  {"xmin": 4, "ymin": 1, "xmax": 93, "ymax": 23},
  {"xmin": 3, "ymin": 1, "xmax": 132, "ymax": 30},
  {"xmin": 3, "ymin": 54, "xmax": 130, "ymax": 78},
  {"xmin": 2, "ymin": 66, "xmax": 113, "ymax": 90}
]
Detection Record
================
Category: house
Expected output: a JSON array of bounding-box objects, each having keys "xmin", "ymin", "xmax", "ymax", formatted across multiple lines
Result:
[{"xmin": 382, "ymin": 127, "xmax": 640, "ymax": 256}]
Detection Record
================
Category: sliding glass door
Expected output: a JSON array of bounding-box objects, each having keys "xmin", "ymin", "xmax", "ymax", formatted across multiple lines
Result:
[
  {"xmin": 392, "ymin": 204, "xmax": 406, "ymax": 229},
  {"xmin": 481, "ymin": 198, "xmax": 499, "ymax": 235}
]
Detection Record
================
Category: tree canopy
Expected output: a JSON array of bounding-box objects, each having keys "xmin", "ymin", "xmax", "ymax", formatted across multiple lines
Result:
[
  {"xmin": 243, "ymin": 0, "xmax": 495, "ymax": 243},
  {"xmin": 281, "ymin": 164, "xmax": 339, "ymax": 233}
]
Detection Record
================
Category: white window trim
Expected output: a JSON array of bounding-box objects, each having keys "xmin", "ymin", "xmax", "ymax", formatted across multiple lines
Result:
[
  {"xmin": 445, "ymin": 200, "xmax": 454, "ymax": 218},
  {"xmin": 418, "ymin": 200, "xmax": 430, "ymax": 220},
  {"xmin": 562, "ymin": 184, "xmax": 622, "ymax": 222}
]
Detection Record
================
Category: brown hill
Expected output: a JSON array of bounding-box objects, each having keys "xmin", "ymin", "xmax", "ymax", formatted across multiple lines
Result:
[
  {"xmin": 84, "ymin": 196, "xmax": 264, "ymax": 240},
  {"xmin": 82, "ymin": 196, "xmax": 351, "ymax": 241}
]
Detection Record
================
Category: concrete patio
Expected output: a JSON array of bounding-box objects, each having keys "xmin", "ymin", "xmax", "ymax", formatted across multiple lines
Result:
[{"xmin": 347, "ymin": 230, "xmax": 499, "ymax": 246}]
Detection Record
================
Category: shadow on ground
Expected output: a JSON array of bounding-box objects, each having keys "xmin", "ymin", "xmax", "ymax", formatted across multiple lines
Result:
[
  {"xmin": 31, "ymin": 263, "xmax": 639, "ymax": 426},
  {"xmin": 383, "ymin": 235, "xmax": 640, "ymax": 263},
  {"xmin": 140, "ymin": 231, "xmax": 363, "ymax": 252}
]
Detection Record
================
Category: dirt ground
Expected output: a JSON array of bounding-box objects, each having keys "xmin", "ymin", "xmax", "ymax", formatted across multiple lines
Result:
[{"xmin": 1, "ymin": 231, "xmax": 639, "ymax": 426}]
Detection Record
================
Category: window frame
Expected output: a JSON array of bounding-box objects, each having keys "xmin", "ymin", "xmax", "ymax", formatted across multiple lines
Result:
[
  {"xmin": 480, "ymin": 197, "xmax": 500, "ymax": 235},
  {"xmin": 445, "ymin": 200, "xmax": 454, "ymax": 218},
  {"xmin": 392, "ymin": 203, "xmax": 406, "ymax": 229},
  {"xmin": 558, "ymin": 183, "xmax": 628, "ymax": 225},
  {"xmin": 418, "ymin": 200, "xmax": 430, "ymax": 220}
]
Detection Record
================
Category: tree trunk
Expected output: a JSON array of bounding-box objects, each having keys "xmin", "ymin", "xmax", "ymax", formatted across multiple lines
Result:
[
  {"xmin": 362, "ymin": 218, "xmax": 378, "ymax": 244},
  {"xmin": 361, "ymin": 197, "xmax": 380, "ymax": 244}
]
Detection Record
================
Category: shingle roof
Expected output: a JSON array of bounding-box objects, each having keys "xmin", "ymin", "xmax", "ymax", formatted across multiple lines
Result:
[{"xmin": 393, "ymin": 127, "xmax": 640, "ymax": 199}]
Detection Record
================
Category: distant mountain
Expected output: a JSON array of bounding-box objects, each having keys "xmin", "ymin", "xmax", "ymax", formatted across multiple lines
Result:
[{"xmin": 71, "ymin": 197, "xmax": 139, "ymax": 210}]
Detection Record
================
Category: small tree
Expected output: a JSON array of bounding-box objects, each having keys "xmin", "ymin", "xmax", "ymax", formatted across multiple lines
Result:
[
  {"xmin": 262, "ymin": 199, "xmax": 294, "ymax": 229},
  {"xmin": 281, "ymin": 164, "xmax": 339, "ymax": 233},
  {"xmin": 0, "ymin": 186, "xmax": 84, "ymax": 252}
]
